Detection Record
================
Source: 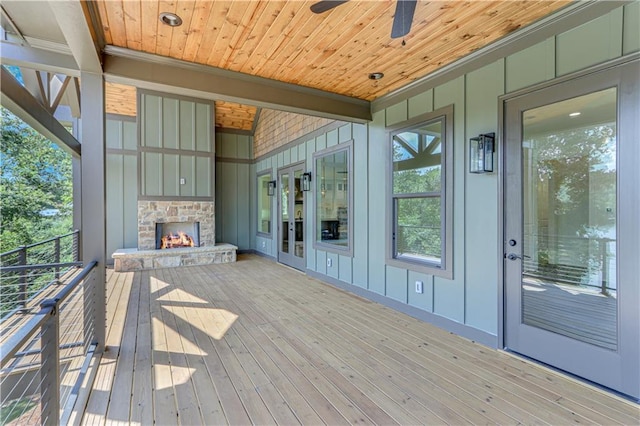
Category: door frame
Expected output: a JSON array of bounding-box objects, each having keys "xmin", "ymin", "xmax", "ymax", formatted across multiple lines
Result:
[
  {"xmin": 498, "ymin": 55, "xmax": 640, "ymax": 400},
  {"xmin": 277, "ymin": 162, "xmax": 306, "ymax": 271}
]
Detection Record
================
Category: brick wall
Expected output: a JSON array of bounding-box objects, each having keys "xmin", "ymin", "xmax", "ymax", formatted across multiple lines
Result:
[{"xmin": 253, "ymin": 109, "xmax": 334, "ymax": 157}]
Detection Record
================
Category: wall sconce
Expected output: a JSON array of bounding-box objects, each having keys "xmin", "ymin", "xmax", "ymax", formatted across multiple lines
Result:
[
  {"xmin": 301, "ymin": 172, "xmax": 312, "ymax": 191},
  {"xmin": 469, "ymin": 132, "xmax": 495, "ymax": 173},
  {"xmin": 267, "ymin": 180, "xmax": 276, "ymax": 196}
]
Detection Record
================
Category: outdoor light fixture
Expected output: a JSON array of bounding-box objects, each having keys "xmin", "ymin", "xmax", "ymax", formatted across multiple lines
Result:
[
  {"xmin": 301, "ymin": 172, "xmax": 312, "ymax": 191},
  {"xmin": 267, "ymin": 180, "xmax": 276, "ymax": 196},
  {"xmin": 469, "ymin": 132, "xmax": 495, "ymax": 173},
  {"xmin": 368, "ymin": 72, "xmax": 384, "ymax": 80},
  {"xmin": 159, "ymin": 12, "xmax": 183, "ymax": 27}
]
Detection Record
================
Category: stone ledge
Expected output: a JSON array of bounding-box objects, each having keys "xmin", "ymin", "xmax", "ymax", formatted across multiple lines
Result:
[{"xmin": 113, "ymin": 244, "xmax": 237, "ymax": 272}]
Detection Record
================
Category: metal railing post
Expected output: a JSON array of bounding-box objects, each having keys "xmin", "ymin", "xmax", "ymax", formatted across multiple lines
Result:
[
  {"xmin": 18, "ymin": 246, "xmax": 27, "ymax": 308},
  {"xmin": 54, "ymin": 237, "xmax": 61, "ymax": 281},
  {"xmin": 40, "ymin": 298, "xmax": 60, "ymax": 426}
]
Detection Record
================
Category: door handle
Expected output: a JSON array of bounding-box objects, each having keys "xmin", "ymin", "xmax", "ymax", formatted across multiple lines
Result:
[{"xmin": 506, "ymin": 253, "xmax": 521, "ymax": 261}]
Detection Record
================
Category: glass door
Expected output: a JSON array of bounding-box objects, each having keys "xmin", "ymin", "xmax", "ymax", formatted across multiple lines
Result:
[
  {"xmin": 278, "ymin": 164, "xmax": 306, "ymax": 270},
  {"xmin": 504, "ymin": 60, "xmax": 639, "ymax": 400}
]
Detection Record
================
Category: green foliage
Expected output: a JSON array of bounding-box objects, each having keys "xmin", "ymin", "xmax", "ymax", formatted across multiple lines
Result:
[
  {"xmin": 0, "ymin": 396, "xmax": 38, "ymax": 425},
  {"xmin": 0, "ymin": 108, "xmax": 73, "ymax": 252}
]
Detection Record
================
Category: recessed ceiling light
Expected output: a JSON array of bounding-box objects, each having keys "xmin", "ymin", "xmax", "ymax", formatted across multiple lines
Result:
[
  {"xmin": 159, "ymin": 12, "xmax": 183, "ymax": 27},
  {"xmin": 569, "ymin": 112, "xmax": 581, "ymax": 117},
  {"xmin": 368, "ymin": 72, "xmax": 384, "ymax": 81}
]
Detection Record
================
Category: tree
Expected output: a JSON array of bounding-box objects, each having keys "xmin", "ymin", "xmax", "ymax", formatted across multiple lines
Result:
[{"xmin": 0, "ymin": 108, "xmax": 73, "ymax": 252}]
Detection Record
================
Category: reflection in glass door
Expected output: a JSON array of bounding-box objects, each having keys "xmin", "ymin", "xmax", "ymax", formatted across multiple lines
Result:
[
  {"xmin": 521, "ymin": 88, "xmax": 618, "ymax": 350},
  {"xmin": 278, "ymin": 164, "xmax": 305, "ymax": 270},
  {"xmin": 504, "ymin": 60, "xmax": 640, "ymax": 400}
]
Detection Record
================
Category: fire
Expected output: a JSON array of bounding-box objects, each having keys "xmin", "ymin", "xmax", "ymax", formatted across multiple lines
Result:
[{"xmin": 160, "ymin": 231, "xmax": 195, "ymax": 249}]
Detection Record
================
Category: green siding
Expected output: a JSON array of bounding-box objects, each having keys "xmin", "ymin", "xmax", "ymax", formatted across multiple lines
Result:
[
  {"xmin": 433, "ymin": 75, "xmax": 465, "ymax": 324},
  {"xmin": 105, "ymin": 117, "xmax": 138, "ymax": 261},
  {"xmin": 386, "ymin": 101, "xmax": 408, "ymax": 126},
  {"xmin": 352, "ymin": 123, "xmax": 369, "ymax": 288},
  {"xmin": 464, "ymin": 60, "xmax": 504, "ymax": 335},
  {"xmin": 556, "ymin": 8, "xmax": 624, "ymax": 76},
  {"xmin": 179, "ymin": 101, "xmax": 195, "ymax": 151},
  {"xmin": 139, "ymin": 93, "xmax": 213, "ymax": 197},
  {"xmin": 408, "ymin": 89, "xmax": 433, "ymax": 119},
  {"xmin": 163, "ymin": 154, "xmax": 179, "ymax": 196},
  {"xmin": 505, "ymin": 38, "xmax": 555, "ymax": 93},
  {"xmin": 367, "ymin": 110, "xmax": 387, "ymax": 295},
  {"xmin": 163, "ymin": 98, "xmax": 179, "ymax": 149},
  {"xmin": 143, "ymin": 152, "xmax": 162, "ymax": 196},
  {"xmin": 407, "ymin": 271, "xmax": 433, "ymax": 312},
  {"xmin": 623, "ymin": 2, "xmax": 640, "ymax": 54},
  {"xmin": 180, "ymin": 156, "xmax": 195, "ymax": 196},
  {"xmin": 386, "ymin": 265, "xmax": 408, "ymax": 303}
]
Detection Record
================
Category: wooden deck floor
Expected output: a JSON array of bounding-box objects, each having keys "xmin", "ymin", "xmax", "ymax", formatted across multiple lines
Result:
[{"xmin": 80, "ymin": 255, "xmax": 638, "ymax": 425}]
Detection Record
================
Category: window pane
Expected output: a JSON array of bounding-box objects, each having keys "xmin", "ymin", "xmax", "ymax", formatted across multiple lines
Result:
[
  {"xmin": 396, "ymin": 197, "xmax": 441, "ymax": 265},
  {"xmin": 316, "ymin": 149, "xmax": 349, "ymax": 248},
  {"xmin": 257, "ymin": 174, "xmax": 271, "ymax": 234},
  {"xmin": 393, "ymin": 120, "xmax": 442, "ymax": 194}
]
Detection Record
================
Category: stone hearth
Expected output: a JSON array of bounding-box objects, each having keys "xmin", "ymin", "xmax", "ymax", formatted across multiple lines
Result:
[{"xmin": 112, "ymin": 244, "xmax": 237, "ymax": 272}]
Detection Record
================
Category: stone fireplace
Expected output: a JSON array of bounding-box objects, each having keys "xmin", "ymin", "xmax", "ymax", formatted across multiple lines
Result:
[
  {"xmin": 137, "ymin": 201, "xmax": 214, "ymax": 250},
  {"xmin": 113, "ymin": 200, "xmax": 236, "ymax": 272}
]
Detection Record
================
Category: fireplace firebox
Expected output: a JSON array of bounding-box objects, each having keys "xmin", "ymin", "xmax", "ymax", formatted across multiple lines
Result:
[{"xmin": 156, "ymin": 222, "xmax": 200, "ymax": 249}]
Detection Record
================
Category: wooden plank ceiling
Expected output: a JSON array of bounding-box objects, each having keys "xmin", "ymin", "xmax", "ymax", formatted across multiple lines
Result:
[{"xmin": 98, "ymin": 0, "xmax": 570, "ymax": 129}]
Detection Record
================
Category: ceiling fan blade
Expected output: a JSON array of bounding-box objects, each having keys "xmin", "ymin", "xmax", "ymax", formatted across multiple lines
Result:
[
  {"xmin": 310, "ymin": 0, "xmax": 350, "ymax": 14},
  {"xmin": 391, "ymin": 0, "xmax": 417, "ymax": 39}
]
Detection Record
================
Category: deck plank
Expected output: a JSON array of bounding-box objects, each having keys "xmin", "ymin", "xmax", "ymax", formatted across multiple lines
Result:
[{"xmin": 82, "ymin": 256, "xmax": 639, "ymax": 425}]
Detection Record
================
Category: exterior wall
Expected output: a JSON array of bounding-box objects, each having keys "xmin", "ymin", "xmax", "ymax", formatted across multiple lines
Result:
[
  {"xmin": 246, "ymin": 4, "xmax": 639, "ymax": 344},
  {"xmin": 253, "ymin": 109, "xmax": 333, "ymax": 157},
  {"xmin": 215, "ymin": 132, "xmax": 255, "ymax": 250},
  {"xmin": 139, "ymin": 91, "xmax": 214, "ymax": 198},
  {"xmin": 106, "ymin": 115, "xmax": 137, "ymax": 260}
]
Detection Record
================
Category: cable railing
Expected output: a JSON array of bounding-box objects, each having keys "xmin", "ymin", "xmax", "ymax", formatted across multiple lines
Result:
[
  {"xmin": 0, "ymin": 261, "xmax": 97, "ymax": 426},
  {"xmin": 0, "ymin": 231, "xmax": 79, "ymax": 318},
  {"xmin": 523, "ymin": 233, "xmax": 616, "ymax": 294}
]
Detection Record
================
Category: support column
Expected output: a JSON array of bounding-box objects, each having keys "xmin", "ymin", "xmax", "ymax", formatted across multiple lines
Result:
[{"xmin": 80, "ymin": 72, "xmax": 106, "ymax": 349}]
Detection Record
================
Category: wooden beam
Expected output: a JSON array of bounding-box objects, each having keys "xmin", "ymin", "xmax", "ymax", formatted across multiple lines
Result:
[
  {"xmin": 0, "ymin": 42, "xmax": 79, "ymax": 76},
  {"xmin": 103, "ymin": 48, "xmax": 371, "ymax": 124},
  {"xmin": 0, "ymin": 67, "xmax": 81, "ymax": 157},
  {"xmin": 50, "ymin": 0, "xmax": 102, "ymax": 73}
]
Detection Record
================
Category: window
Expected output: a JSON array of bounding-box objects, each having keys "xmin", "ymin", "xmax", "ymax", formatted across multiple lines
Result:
[
  {"xmin": 257, "ymin": 173, "xmax": 272, "ymax": 235},
  {"xmin": 314, "ymin": 142, "xmax": 353, "ymax": 254},
  {"xmin": 389, "ymin": 106, "xmax": 453, "ymax": 278}
]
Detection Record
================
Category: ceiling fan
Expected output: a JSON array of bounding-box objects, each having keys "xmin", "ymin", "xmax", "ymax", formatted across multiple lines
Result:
[{"xmin": 310, "ymin": 0, "xmax": 418, "ymax": 39}]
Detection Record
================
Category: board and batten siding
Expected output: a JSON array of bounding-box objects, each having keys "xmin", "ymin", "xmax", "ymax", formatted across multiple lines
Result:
[
  {"xmin": 215, "ymin": 132, "xmax": 255, "ymax": 250},
  {"xmin": 139, "ymin": 91, "xmax": 214, "ymax": 198},
  {"xmin": 244, "ymin": 4, "xmax": 639, "ymax": 345},
  {"xmin": 106, "ymin": 116, "xmax": 137, "ymax": 261}
]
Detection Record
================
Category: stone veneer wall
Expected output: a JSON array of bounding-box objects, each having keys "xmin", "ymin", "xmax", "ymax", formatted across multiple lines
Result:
[
  {"xmin": 138, "ymin": 200, "xmax": 215, "ymax": 250},
  {"xmin": 253, "ymin": 108, "xmax": 333, "ymax": 157}
]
